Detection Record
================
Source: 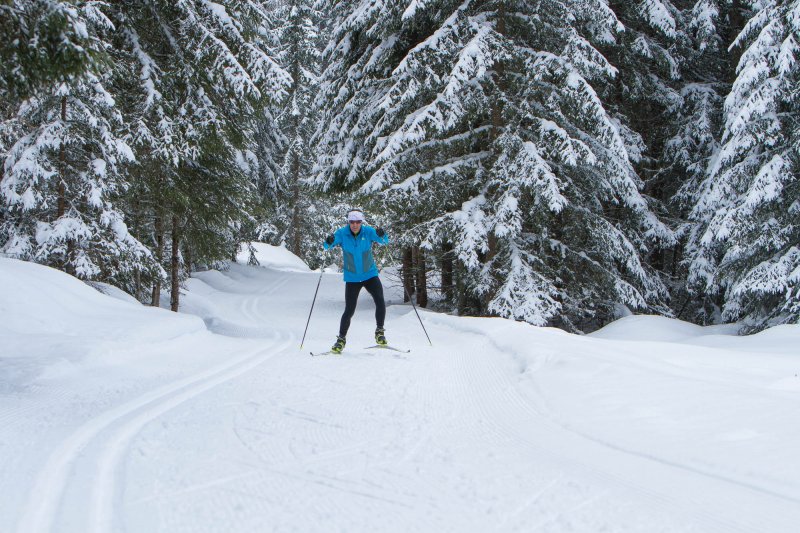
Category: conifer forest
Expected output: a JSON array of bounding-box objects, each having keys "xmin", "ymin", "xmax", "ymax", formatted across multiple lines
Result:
[{"xmin": 2, "ymin": 0, "xmax": 798, "ymax": 333}]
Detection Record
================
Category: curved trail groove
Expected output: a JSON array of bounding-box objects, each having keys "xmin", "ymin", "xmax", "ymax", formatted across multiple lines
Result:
[{"xmin": 15, "ymin": 331, "xmax": 292, "ymax": 533}]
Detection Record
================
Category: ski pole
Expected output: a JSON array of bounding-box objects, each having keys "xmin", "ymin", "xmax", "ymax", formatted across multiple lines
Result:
[
  {"xmin": 300, "ymin": 267, "xmax": 324, "ymax": 350},
  {"xmin": 402, "ymin": 279, "xmax": 433, "ymax": 347}
]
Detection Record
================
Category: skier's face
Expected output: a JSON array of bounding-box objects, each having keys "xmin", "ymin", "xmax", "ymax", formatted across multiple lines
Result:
[{"xmin": 349, "ymin": 220, "xmax": 362, "ymax": 234}]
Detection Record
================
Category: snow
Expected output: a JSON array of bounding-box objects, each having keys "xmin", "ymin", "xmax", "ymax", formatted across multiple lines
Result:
[
  {"xmin": 589, "ymin": 314, "xmax": 739, "ymax": 342},
  {"xmin": 235, "ymin": 242, "xmax": 311, "ymax": 272},
  {"xmin": 2, "ymin": 251, "xmax": 800, "ymax": 532}
]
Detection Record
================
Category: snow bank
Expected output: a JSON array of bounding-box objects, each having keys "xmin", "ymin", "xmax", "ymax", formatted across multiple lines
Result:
[
  {"xmin": 236, "ymin": 242, "xmax": 310, "ymax": 272},
  {"xmin": 588, "ymin": 314, "xmax": 739, "ymax": 342},
  {"xmin": 0, "ymin": 257, "xmax": 204, "ymax": 345},
  {"xmin": 589, "ymin": 314, "xmax": 800, "ymax": 353}
]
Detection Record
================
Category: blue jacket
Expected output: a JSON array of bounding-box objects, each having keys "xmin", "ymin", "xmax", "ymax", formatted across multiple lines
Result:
[{"xmin": 323, "ymin": 225, "xmax": 389, "ymax": 282}]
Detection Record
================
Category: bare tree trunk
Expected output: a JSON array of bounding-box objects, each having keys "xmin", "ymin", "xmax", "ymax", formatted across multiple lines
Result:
[
  {"xmin": 135, "ymin": 269, "xmax": 141, "ymax": 301},
  {"xmin": 441, "ymin": 242, "xmax": 454, "ymax": 302},
  {"xmin": 490, "ymin": 2, "xmax": 506, "ymax": 141},
  {"xmin": 402, "ymin": 247, "xmax": 414, "ymax": 302},
  {"xmin": 170, "ymin": 214, "xmax": 181, "ymax": 312},
  {"xmin": 726, "ymin": 0, "xmax": 746, "ymax": 82},
  {"xmin": 413, "ymin": 246, "xmax": 428, "ymax": 308},
  {"xmin": 290, "ymin": 153, "xmax": 302, "ymax": 255},
  {"xmin": 482, "ymin": 233, "xmax": 498, "ymax": 313},
  {"xmin": 132, "ymin": 197, "xmax": 142, "ymax": 299},
  {"xmin": 184, "ymin": 243, "xmax": 192, "ymax": 276},
  {"xmin": 456, "ymin": 263, "xmax": 467, "ymax": 315},
  {"xmin": 151, "ymin": 212, "xmax": 164, "ymax": 306},
  {"xmin": 57, "ymin": 95, "xmax": 76, "ymax": 275},
  {"xmin": 57, "ymin": 96, "xmax": 68, "ymax": 219}
]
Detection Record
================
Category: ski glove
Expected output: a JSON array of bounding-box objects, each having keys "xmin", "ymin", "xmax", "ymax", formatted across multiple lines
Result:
[
  {"xmin": 325, "ymin": 235, "xmax": 335, "ymax": 245},
  {"xmin": 376, "ymin": 228, "xmax": 385, "ymax": 237}
]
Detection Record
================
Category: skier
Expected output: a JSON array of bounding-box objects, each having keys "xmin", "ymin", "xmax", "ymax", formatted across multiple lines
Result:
[{"xmin": 323, "ymin": 209, "xmax": 389, "ymax": 354}]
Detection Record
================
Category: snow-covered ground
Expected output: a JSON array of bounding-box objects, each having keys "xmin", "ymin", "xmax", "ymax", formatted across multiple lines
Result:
[{"xmin": 1, "ymin": 247, "xmax": 799, "ymax": 533}]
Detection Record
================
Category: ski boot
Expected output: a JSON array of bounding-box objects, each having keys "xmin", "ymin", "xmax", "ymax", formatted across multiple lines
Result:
[
  {"xmin": 331, "ymin": 335, "xmax": 346, "ymax": 354},
  {"xmin": 375, "ymin": 327, "xmax": 387, "ymax": 346}
]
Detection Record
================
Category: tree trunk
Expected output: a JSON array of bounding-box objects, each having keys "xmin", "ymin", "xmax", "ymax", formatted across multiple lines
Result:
[
  {"xmin": 456, "ymin": 262, "xmax": 467, "ymax": 315},
  {"xmin": 288, "ymin": 42, "xmax": 303, "ymax": 256},
  {"xmin": 482, "ymin": 233, "xmax": 498, "ymax": 313},
  {"xmin": 413, "ymin": 246, "xmax": 428, "ymax": 308},
  {"xmin": 184, "ymin": 243, "xmax": 192, "ymax": 276},
  {"xmin": 290, "ymin": 152, "xmax": 302, "ymax": 255},
  {"xmin": 402, "ymin": 247, "xmax": 414, "ymax": 302},
  {"xmin": 441, "ymin": 242, "xmax": 454, "ymax": 302},
  {"xmin": 490, "ymin": 2, "xmax": 506, "ymax": 141},
  {"xmin": 151, "ymin": 212, "xmax": 164, "ymax": 307},
  {"xmin": 57, "ymin": 95, "xmax": 76, "ymax": 275},
  {"xmin": 170, "ymin": 214, "xmax": 181, "ymax": 312},
  {"xmin": 57, "ymin": 96, "xmax": 67, "ymax": 219},
  {"xmin": 726, "ymin": 0, "xmax": 746, "ymax": 82},
  {"xmin": 132, "ymin": 197, "xmax": 142, "ymax": 300}
]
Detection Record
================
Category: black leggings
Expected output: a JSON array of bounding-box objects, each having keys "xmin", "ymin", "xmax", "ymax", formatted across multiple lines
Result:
[{"xmin": 339, "ymin": 276, "xmax": 385, "ymax": 337}]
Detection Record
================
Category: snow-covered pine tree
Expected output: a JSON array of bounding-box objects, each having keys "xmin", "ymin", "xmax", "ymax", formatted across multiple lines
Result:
[
  {"xmin": 669, "ymin": 1, "xmax": 727, "ymax": 208},
  {"xmin": 2, "ymin": 0, "xmax": 107, "ymax": 262},
  {"xmin": 1, "ymin": 3, "xmax": 158, "ymax": 289},
  {"xmin": 315, "ymin": 0, "xmax": 674, "ymax": 331},
  {"xmin": 687, "ymin": 0, "xmax": 800, "ymax": 330},
  {"xmin": 599, "ymin": 0, "xmax": 688, "ymax": 296},
  {"xmin": 0, "ymin": 0, "xmax": 103, "ymax": 103},
  {"xmin": 662, "ymin": 0, "xmax": 733, "ymax": 321},
  {"xmin": 105, "ymin": 0, "xmax": 290, "ymax": 308},
  {"xmin": 256, "ymin": 0, "xmax": 322, "ymax": 260},
  {"xmin": 603, "ymin": 0, "xmax": 684, "ymax": 187}
]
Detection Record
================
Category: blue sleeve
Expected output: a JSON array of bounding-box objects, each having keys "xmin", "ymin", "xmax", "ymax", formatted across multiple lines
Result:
[
  {"xmin": 323, "ymin": 228, "xmax": 343, "ymax": 250},
  {"xmin": 368, "ymin": 226, "xmax": 389, "ymax": 246}
]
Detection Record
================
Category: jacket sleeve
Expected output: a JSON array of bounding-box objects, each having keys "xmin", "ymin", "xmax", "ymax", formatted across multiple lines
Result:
[
  {"xmin": 368, "ymin": 226, "xmax": 389, "ymax": 246},
  {"xmin": 323, "ymin": 228, "xmax": 343, "ymax": 250}
]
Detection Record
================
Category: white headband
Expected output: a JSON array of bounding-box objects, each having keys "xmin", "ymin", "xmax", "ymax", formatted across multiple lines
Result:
[{"xmin": 347, "ymin": 210, "xmax": 365, "ymax": 222}]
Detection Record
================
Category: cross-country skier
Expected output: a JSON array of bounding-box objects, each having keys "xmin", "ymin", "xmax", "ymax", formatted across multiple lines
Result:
[{"xmin": 323, "ymin": 209, "xmax": 389, "ymax": 354}]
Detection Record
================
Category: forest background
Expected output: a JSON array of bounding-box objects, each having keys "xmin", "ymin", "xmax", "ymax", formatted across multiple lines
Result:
[{"xmin": 1, "ymin": 0, "xmax": 798, "ymax": 333}]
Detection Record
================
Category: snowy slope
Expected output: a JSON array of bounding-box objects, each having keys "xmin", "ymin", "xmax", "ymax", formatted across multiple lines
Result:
[{"xmin": 1, "ymin": 249, "xmax": 799, "ymax": 533}]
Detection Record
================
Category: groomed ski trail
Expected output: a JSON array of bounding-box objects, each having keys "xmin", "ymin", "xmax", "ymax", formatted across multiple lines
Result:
[
  {"xmin": 15, "ymin": 332, "xmax": 293, "ymax": 533},
  {"xmin": 4, "ymin": 260, "xmax": 799, "ymax": 533}
]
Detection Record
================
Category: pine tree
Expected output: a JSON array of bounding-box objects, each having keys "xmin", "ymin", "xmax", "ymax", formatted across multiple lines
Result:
[
  {"xmin": 1, "ymin": 3, "xmax": 158, "ymax": 289},
  {"xmin": 0, "ymin": 0, "xmax": 103, "ymax": 103},
  {"xmin": 105, "ymin": 0, "xmax": 290, "ymax": 308},
  {"xmin": 315, "ymin": 0, "xmax": 674, "ymax": 330},
  {"xmin": 255, "ymin": 0, "xmax": 322, "ymax": 261},
  {"xmin": 687, "ymin": 0, "xmax": 800, "ymax": 330},
  {"xmin": 604, "ymin": 0, "xmax": 684, "ymax": 180},
  {"xmin": 659, "ymin": 0, "xmax": 733, "ymax": 321},
  {"xmin": 2, "ymin": 0, "xmax": 108, "ymax": 262},
  {"xmin": 669, "ymin": 1, "xmax": 727, "ymax": 205}
]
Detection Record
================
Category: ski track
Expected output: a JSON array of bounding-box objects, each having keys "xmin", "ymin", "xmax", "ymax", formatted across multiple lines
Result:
[
  {"xmin": 14, "ymin": 269, "xmax": 296, "ymax": 533},
  {"xmin": 9, "ymin": 264, "xmax": 799, "ymax": 532}
]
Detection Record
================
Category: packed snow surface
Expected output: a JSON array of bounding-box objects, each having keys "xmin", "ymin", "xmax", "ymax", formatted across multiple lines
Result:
[{"xmin": 1, "ymin": 245, "xmax": 799, "ymax": 532}]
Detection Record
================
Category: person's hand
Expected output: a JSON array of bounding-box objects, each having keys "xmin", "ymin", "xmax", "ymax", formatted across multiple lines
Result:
[
  {"xmin": 325, "ymin": 234, "xmax": 335, "ymax": 245},
  {"xmin": 376, "ymin": 227, "xmax": 385, "ymax": 237}
]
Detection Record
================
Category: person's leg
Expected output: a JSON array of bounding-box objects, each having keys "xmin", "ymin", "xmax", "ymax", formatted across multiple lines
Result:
[
  {"xmin": 339, "ymin": 281, "xmax": 363, "ymax": 337},
  {"xmin": 363, "ymin": 276, "xmax": 386, "ymax": 328}
]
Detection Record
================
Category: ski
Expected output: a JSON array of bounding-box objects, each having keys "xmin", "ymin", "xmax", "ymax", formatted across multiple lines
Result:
[
  {"xmin": 364, "ymin": 344, "xmax": 411, "ymax": 353},
  {"xmin": 310, "ymin": 350, "xmax": 339, "ymax": 357},
  {"xmin": 311, "ymin": 345, "xmax": 410, "ymax": 356}
]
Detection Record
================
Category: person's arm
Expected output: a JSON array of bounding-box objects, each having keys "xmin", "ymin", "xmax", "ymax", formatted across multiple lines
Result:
[
  {"xmin": 323, "ymin": 229, "xmax": 342, "ymax": 250},
  {"xmin": 372, "ymin": 226, "xmax": 389, "ymax": 246}
]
